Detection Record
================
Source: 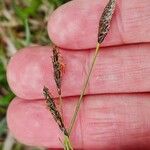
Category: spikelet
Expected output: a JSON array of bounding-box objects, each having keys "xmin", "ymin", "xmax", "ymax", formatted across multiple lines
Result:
[
  {"xmin": 43, "ymin": 87, "xmax": 68, "ymax": 136},
  {"xmin": 98, "ymin": 0, "xmax": 116, "ymax": 43},
  {"xmin": 52, "ymin": 45, "xmax": 65, "ymax": 95}
]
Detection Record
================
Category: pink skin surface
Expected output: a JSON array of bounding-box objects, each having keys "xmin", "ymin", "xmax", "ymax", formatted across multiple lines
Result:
[
  {"xmin": 48, "ymin": 0, "xmax": 150, "ymax": 49},
  {"xmin": 7, "ymin": 44, "xmax": 150, "ymax": 99},
  {"xmin": 6, "ymin": 0, "xmax": 150, "ymax": 149},
  {"xmin": 7, "ymin": 94, "xmax": 150, "ymax": 149}
]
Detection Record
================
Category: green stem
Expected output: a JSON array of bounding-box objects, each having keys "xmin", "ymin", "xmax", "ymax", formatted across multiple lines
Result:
[
  {"xmin": 24, "ymin": 18, "xmax": 31, "ymax": 46},
  {"xmin": 68, "ymin": 43, "xmax": 100, "ymax": 135},
  {"xmin": 63, "ymin": 135, "xmax": 73, "ymax": 150}
]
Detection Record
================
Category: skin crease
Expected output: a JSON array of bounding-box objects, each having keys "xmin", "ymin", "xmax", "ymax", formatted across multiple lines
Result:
[{"xmin": 6, "ymin": 0, "xmax": 150, "ymax": 149}]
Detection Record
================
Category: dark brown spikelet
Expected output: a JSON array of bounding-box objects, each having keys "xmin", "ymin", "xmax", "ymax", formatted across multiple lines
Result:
[
  {"xmin": 43, "ymin": 86, "xmax": 68, "ymax": 136},
  {"xmin": 52, "ymin": 45, "xmax": 65, "ymax": 95},
  {"xmin": 98, "ymin": 0, "xmax": 116, "ymax": 44}
]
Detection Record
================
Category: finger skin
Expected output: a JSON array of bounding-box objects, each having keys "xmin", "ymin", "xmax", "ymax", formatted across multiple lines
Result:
[
  {"xmin": 7, "ymin": 46, "xmax": 85, "ymax": 99},
  {"xmin": 7, "ymin": 44, "xmax": 150, "ymax": 99},
  {"xmin": 7, "ymin": 94, "xmax": 150, "ymax": 149},
  {"xmin": 48, "ymin": 0, "xmax": 150, "ymax": 49}
]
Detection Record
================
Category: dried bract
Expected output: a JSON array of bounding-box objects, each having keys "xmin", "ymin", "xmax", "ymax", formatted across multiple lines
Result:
[
  {"xmin": 43, "ymin": 86, "xmax": 68, "ymax": 136},
  {"xmin": 52, "ymin": 45, "xmax": 64, "ymax": 95},
  {"xmin": 98, "ymin": 0, "xmax": 116, "ymax": 43}
]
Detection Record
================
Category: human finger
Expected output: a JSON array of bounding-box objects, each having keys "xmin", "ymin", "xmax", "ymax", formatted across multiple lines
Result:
[
  {"xmin": 7, "ymin": 44, "xmax": 150, "ymax": 99},
  {"xmin": 48, "ymin": 0, "xmax": 150, "ymax": 49},
  {"xmin": 7, "ymin": 94, "xmax": 150, "ymax": 149}
]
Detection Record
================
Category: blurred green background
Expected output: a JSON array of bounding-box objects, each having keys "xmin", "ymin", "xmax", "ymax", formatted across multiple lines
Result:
[{"xmin": 0, "ymin": 0, "xmax": 70, "ymax": 149}]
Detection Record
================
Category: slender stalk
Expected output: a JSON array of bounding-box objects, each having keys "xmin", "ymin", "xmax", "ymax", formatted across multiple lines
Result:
[
  {"xmin": 2, "ymin": 131, "xmax": 15, "ymax": 150},
  {"xmin": 64, "ymin": 135, "xmax": 73, "ymax": 150},
  {"xmin": 24, "ymin": 18, "xmax": 31, "ymax": 46},
  {"xmin": 68, "ymin": 43, "xmax": 100, "ymax": 135},
  {"xmin": 68, "ymin": 0, "xmax": 116, "ymax": 136}
]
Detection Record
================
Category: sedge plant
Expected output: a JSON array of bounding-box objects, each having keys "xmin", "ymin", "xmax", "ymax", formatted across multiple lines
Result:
[{"xmin": 43, "ymin": 0, "xmax": 117, "ymax": 149}]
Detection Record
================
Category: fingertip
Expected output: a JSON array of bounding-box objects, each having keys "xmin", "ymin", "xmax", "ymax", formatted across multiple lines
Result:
[
  {"xmin": 7, "ymin": 46, "xmax": 55, "ymax": 99},
  {"xmin": 7, "ymin": 97, "xmax": 61, "ymax": 147},
  {"xmin": 6, "ymin": 97, "xmax": 82, "ymax": 148},
  {"xmin": 47, "ymin": 2, "xmax": 76, "ymax": 49},
  {"xmin": 7, "ymin": 94, "xmax": 150, "ymax": 149},
  {"xmin": 48, "ymin": 0, "xmax": 150, "ymax": 49},
  {"xmin": 7, "ymin": 97, "xmax": 30, "ymax": 146},
  {"xmin": 7, "ymin": 47, "xmax": 31, "ymax": 98},
  {"xmin": 7, "ymin": 45, "xmax": 86, "ymax": 99},
  {"xmin": 47, "ymin": 0, "xmax": 101, "ymax": 49}
]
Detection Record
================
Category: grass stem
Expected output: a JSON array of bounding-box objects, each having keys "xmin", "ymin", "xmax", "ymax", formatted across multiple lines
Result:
[
  {"xmin": 68, "ymin": 43, "xmax": 100, "ymax": 135},
  {"xmin": 63, "ymin": 135, "xmax": 73, "ymax": 150},
  {"xmin": 24, "ymin": 18, "xmax": 31, "ymax": 46}
]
